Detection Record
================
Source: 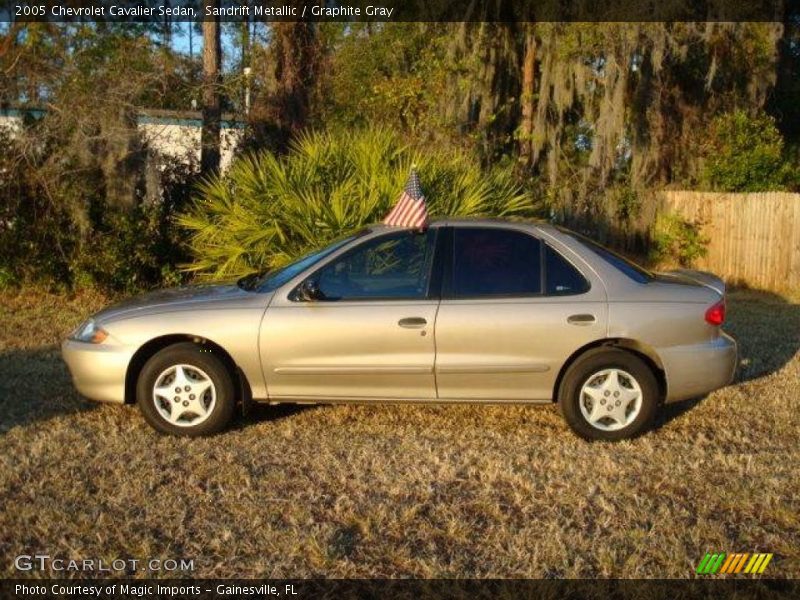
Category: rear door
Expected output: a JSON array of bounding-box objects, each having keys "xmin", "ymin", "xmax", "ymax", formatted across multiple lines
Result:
[{"xmin": 434, "ymin": 225, "xmax": 607, "ymax": 401}]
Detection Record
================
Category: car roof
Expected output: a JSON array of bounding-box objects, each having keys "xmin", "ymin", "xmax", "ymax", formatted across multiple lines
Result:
[{"xmin": 369, "ymin": 217, "xmax": 558, "ymax": 234}]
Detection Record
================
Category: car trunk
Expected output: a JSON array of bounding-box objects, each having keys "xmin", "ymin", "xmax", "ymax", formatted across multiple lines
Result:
[{"xmin": 656, "ymin": 269, "xmax": 726, "ymax": 297}]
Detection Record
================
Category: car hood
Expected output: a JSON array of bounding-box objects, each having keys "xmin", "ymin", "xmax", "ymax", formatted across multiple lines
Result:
[{"xmin": 94, "ymin": 283, "xmax": 264, "ymax": 323}]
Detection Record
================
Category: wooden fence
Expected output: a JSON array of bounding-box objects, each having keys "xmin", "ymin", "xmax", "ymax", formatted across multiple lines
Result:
[{"xmin": 657, "ymin": 191, "xmax": 800, "ymax": 293}]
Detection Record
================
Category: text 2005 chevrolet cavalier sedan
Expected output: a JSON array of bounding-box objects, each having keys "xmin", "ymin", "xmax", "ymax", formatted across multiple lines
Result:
[{"xmin": 62, "ymin": 219, "xmax": 737, "ymax": 441}]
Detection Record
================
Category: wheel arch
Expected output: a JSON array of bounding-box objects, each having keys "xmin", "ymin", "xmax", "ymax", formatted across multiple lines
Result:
[
  {"xmin": 552, "ymin": 338, "xmax": 667, "ymax": 403},
  {"xmin": 124, "ymin": 334, "xmax": 251, "ymax": 407}
]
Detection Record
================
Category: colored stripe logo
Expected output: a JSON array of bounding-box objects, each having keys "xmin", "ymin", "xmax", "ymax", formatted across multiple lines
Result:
[{"xmin": 696, "ymin": 552, "xmax": 773, "ymax": 574}]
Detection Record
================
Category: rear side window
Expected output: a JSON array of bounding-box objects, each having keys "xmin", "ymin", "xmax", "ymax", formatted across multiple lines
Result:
[
  {"xmin": 451, "ymin": 228, "xmax": 541, "ymax": 297},
  {"xmin": 544, "ymin": 245, "xmax": 590, "ymax": 295}
]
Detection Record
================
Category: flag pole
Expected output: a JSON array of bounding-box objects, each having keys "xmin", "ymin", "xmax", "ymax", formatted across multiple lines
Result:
[{"xmin": 411, "ymin": 164, "xmax": 427, "ymax": 233}]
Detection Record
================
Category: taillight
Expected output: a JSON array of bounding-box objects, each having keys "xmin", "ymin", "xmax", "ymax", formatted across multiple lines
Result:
[{"xmin": 705, "ymin": 300, "xmax": 725, "ymax": 326}]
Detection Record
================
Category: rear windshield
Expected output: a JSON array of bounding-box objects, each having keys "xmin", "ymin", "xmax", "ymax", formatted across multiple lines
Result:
[{"xmin": 560, "ymin": 229, "xmax": 653, "ymax": 284}]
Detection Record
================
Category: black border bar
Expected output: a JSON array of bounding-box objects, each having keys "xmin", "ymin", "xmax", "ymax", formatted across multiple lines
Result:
[
  {"xmin": 1, "ymin": 0, "xmax": 797, "ymax": 23},
  {"xmin": 2, "ymin": 579, "xmax": 799, "ymax": 600}
]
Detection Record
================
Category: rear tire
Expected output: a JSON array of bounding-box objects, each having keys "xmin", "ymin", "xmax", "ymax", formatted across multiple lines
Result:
[
  {"xmin": 137, "ymin": 342, "xmax": 236, "ymax": 436},
  {"xmin": 558, "ymin": 348, "xmax": 659, "ymax": 441}
]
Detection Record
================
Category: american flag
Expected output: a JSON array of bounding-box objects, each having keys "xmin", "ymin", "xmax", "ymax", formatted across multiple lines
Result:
[{"xmin": 383, "ymin": 169, "xmax": 429, "ymax": 228}]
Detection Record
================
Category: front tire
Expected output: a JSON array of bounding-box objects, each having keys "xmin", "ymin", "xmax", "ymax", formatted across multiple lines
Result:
[
  {"xmin": 558, "ymin": 348, "xmax": 659, "ymax": 441},
  {"xmin": 137, "ymin": 342, "xmax": 236, "ymax": 436}
]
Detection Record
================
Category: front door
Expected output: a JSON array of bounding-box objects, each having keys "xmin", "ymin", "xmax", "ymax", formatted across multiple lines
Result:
[
  {"xmin": 261, "ymin": 229, "xmax": 440, "ymax": 399},
  {"xmin": 434, "ymin": 226, "xmax": 607, "ymax": 401}
]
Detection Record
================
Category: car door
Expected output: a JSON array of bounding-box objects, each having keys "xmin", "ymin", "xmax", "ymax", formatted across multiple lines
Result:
[
  {"xmin": 434, "ymin": 225, "xmax": 607, "ymax": 401},
  {"xmin": 260, "ymin": 228, "xmax": 441, "ymax": 400}
]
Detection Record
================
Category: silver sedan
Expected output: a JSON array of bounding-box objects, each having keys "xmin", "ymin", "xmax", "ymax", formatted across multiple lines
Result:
[{"xmin": 62, "ymin": 219, "xmax": 737, "ymax": 440}]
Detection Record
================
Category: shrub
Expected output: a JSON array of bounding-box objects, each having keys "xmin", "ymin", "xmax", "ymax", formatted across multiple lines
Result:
[
  {"xmin": 67, "ymin": 178, "xmax": 193, "ymax": 292},
  {"xmin": 0, "ymin": 121, "xmax": 194, "ymax": 292},
  {"xmin": 179, "ymin": 128, "xmax": 537, "ymax": 280},
  {"xmin": 0, "ymin": 32, "xmax": 198, "ymax": 292},
  {"xmin": 649, "ymin": 212, "xmax": 709, "ymax": 267},
  {"xmin": 702, "ymin": 110, "xmax": 796, "ymax": 192}
]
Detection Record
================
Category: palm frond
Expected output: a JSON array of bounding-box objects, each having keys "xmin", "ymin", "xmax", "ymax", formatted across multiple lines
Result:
[{"xmin": 179, "ymin": 128, "xmax": 537, "ymax": 280}]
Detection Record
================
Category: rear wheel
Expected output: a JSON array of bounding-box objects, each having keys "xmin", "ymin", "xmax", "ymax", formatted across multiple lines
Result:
[
  {"xmin": 137, "ymin": 342, "xmax": 235, "ymax": 436},
  {"xmin": 558, "ymin": 348, "xmax": 659, "ymax": 441}
]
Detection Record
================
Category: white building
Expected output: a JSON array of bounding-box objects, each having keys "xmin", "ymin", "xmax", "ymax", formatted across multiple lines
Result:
[{"xmin": 0, "ymin": 107, "xmax": 244, "ymax": 172}]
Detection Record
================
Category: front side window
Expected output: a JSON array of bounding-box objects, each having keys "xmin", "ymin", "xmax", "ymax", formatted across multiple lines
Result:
[
  {"xmin": 451, "ymin": 228, "xmax": 542, "ymax": 297},
  {"xmin": 315, "ymin": 230, "xmax": 436, "ymax": 300}
]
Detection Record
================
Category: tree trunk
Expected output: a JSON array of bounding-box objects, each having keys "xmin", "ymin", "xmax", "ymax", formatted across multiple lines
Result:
[
  {"xmin": 162, "ymin": 0, "xmax": 171, "ymax": 46},
  {"xmin": 240, "ymin": 0, "xmax": 250, "ymax": 69},
  {"xmin": 240, "ymin": 1, "xmax": 250, "ymax": 114},
  {"xmin": 272, "ymin": 21, "xmax": 319, "ymax": 144},
  {"xmin": 201, "ymin": 0, "xmax": 222, "ymax": 176},
  {"xmin": 519, "ymin": 27, "xmax": 537, "ymax": 165}
]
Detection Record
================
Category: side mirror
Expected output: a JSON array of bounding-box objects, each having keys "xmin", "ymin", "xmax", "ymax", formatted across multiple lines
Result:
[{"xmin": 296, "ymin": 279, "xmax": 324, "ymax": 302}]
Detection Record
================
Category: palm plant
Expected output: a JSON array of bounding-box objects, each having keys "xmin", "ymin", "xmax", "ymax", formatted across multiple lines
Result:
[{"xmin": 179, "ymin": 128, "xmax": 537, "ymax": 280}]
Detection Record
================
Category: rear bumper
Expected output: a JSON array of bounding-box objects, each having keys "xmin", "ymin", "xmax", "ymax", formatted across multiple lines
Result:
[
  {"xmin": 660, "ymin": 333, "xmax": 738, "ymax": 403},
  {"xmin": 61, "ymin": 339, "xmax": 134, "ymax": 404}
]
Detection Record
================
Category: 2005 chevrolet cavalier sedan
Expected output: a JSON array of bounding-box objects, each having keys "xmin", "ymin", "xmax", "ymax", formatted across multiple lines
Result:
[{"xmin": 62, "ymin": 219, "xmax": 737, "ymax": 440}]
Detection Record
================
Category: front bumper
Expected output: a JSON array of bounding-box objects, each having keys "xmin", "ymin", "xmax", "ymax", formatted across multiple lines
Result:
[
  {"xmin": 660, "ymin": 332, "xmax": 738, "ymax": 403},
  {"xmin": 61, "ymin": 339, "xmax": 135, "ymax": 404}
]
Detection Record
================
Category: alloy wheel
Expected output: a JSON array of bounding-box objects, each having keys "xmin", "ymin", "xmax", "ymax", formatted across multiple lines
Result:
[
  {"xmin": 578, "ymin": 368, "xmax": 643, "ymax": 431},
  {"xmin": 152, "ymin": 364, "xmax": 217, "ymax": 427}
]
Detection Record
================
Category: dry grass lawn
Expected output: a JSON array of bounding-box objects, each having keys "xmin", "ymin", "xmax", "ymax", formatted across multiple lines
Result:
[{"xmin": 0, "ymin": 287, "xmax": 798, "ymax": 578}]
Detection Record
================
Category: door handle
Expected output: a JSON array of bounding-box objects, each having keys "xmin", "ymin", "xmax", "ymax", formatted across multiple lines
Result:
[
  {"xmin": 567, "ymin": 314, "xmax": 596, "ymax": 325},
  {"xmin": 398, "ymin": 317, "xmax": 427, "ymax": 328}
]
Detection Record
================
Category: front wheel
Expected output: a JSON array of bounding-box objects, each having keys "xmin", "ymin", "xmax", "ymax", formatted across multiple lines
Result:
[
  {"xmin": 137, "ymin": 342, "xmax": 236, "ymax": 436},
  {"xmin": 558, "ymin": 348, "xmax": 659, "ymax": 441}
]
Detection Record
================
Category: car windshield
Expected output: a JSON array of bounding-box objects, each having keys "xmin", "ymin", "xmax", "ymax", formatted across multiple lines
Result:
[
  {"xmin": 238, "ymin": 230, "xmax": 368, "ymax": 292},
  {"xmin": 560, "ymin": 228, "xmax": 653, "ymax": 284}
]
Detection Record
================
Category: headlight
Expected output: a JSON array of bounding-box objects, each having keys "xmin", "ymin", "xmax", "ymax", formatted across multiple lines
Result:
[{"xmin": 71, "ymin": 319, "xmax": 109, "ymax": 344}]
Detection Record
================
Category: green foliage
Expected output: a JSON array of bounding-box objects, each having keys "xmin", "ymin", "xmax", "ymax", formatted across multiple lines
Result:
[
  {"xmin": 702, "ymin": 110, "xmax": 796, "ymax": 192},
  {"xmin": 606, "ymin": 184, "xmax": 642, "ymax": 222},
  {"xmin": 0, "ymin": 267, "xmax": 17, "ymax": 290},
  {"xmin": 320, "ymin": 23, "xmax": 516, "ymax": 158},
  {"xmin": 649, "ymin": 212, "xmax": 709, "ymax": 267},
  {"xmin": 323, "ymin": 25, "xmax": 451, "ymax": 134},
  {"xmin": 180, "ymin": 128, "xmax": 537, "ymax": 280},
  {"xmin": 68, "ymin": 186, "xmax": 193, "ymax": 292}
]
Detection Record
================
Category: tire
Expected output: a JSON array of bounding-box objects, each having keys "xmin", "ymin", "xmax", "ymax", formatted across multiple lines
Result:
[
  {"xmin": 558, "ymin": 348, "xmax": 659, "ymax": 441},
  {"xmin": 137, "ymin": 342, "xmax": 236, "ymax": 436}
]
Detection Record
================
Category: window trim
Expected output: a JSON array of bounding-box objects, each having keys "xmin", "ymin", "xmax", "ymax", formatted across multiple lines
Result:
[
  {"xmin": 442, "ymin": 226, "xmax": 546, "ymax": 301},
  {"xmin": 291, "ymin": 228, "xmax": 441, "ymax": 303}
]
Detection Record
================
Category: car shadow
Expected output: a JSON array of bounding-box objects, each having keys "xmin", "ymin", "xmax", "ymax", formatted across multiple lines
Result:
[
  {"xmin": 724, "ymin": 288, "xmax": 800, "ymax": 384},
  {"xmin": 652, "ymin": 396, "xmax": 706, "ymax": 430},
  {"xmin": 231, "ymin": 402, "xmax": 321, "ymax": 431},
  {"xmin": 651, "ymin": 287, "xmax": 799, "ymax": 431},
  {"xmin": 0, "ymin": 345, "xmax": 99, "ymax": 434}
]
